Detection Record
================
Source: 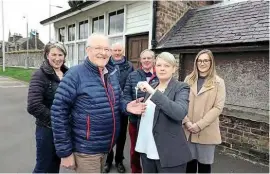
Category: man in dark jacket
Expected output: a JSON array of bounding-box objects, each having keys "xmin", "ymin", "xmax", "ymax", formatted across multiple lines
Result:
[
  {"xmin": 104, "ymin": 43, "xmax": 134, "ymax": 173},
  {"xmin": 123, "ymin": 49, "xmax": 158, "ymax": 173},
  {"xmin": 50, "ymin": 34, "xmax": 146, "ymax": 173}
]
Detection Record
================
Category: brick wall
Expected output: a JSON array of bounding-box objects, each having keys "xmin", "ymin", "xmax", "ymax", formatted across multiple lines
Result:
[
  {"xmin": 156, "ymin": 1, "xmax": 209, "ymax": 42},
  {"xmin": 219, "ymin": 115, "xmax": 269, "ymax": 166}
]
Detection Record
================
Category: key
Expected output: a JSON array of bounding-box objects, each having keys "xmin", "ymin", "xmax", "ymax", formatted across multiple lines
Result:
[{"xmin": 135, "ymin": 86, "xmax": 139, "ymax": 103}]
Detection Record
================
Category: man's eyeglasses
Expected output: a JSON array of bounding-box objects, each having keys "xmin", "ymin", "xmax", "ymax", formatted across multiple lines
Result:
[
  {"xmin": 88, "ymin": 46, "xmax": 110, "ymax": 53},
  {"xmin": 197, "ymin": 59, "xmax": 211, "ymax": 64}
]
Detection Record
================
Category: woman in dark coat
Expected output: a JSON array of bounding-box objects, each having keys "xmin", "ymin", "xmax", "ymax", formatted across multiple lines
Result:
[
  {"xmin": 27, "ymin": 42, "xmax": 68, "ymax": 173},
  {"xmin": 135, "ymin": 52, "xmax": 191, "ymax": 173}
]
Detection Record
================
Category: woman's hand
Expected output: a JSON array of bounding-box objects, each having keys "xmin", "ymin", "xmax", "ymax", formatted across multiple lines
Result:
[
  {"xmin": 137, "ymin": 81, "xmax": 155, "ymax": 94},
  {"xmin": 184, "ymin": 121, "xmax": 193, "ymax": 130},
  {"xmin": 188, "ymin": 123, "xmax": 201, "ymax": 134}
]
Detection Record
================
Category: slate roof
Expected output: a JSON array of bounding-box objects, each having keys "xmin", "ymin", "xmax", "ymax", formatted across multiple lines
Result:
[{"xmin": 158, "ymin": 0, "xmax": 269, "ymax": 49}]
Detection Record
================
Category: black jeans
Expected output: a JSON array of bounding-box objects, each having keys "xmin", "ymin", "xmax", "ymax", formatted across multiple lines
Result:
[
  {"xmin": 106, "ymin": 114, "xmax": 128, "ymax": 164},
  {"xmin": 186, "ymin": 159, "xmax": 211, "ymax": 173},
  {"xmin": 33, "ymin": 126, "xmax": 60, "ymax": 173}
]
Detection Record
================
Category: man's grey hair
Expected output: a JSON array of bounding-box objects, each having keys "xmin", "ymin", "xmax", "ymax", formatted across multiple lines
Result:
[
  {"xmin": 111, "ymin": 42, "xmax": 124, "ymax": 50},
  {"xmin": 86, "ymin": 33, "xmax": 109, "ymax": 47},
  {"xmin": 140, "ymin": 49, "xmax": 155, "ymax": 59}
]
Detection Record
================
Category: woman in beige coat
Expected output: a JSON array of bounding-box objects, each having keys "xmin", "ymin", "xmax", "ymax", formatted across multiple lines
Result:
[{"xmin": 183, "ymin": 49, "xmax": 226, "ymax": 173}]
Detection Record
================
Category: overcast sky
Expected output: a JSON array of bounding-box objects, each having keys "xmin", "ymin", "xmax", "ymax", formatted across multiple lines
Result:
[{"xmin": 0, "ymin": 0, "xmax": 70, "ymax": 43}]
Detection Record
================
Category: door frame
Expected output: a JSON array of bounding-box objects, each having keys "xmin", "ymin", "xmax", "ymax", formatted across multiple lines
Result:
[{"xmin": 125, "ymin": 32, "xmax": 149, "ymax": 61}]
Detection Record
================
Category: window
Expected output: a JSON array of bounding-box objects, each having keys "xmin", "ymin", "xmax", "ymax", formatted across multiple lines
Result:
[
  {"xmin": 109, "ymin": 9, "xmax": 124, "ymax": 35},
  {"xmin": 109, "ymin": 36, "xmax": 123, "ymax": 45},
  {"xmin": 78, "ymin": 42, "xmax": 86, "ymax": 64},
  {"xmin": 68, "ymin": 24, "xmax": 75, "ymax": 41},
  {"xmin": 79, "ymin": 20, "xmax": 88, "ymax": 40},
  {"xmin": 92, "ymin": 16, "xmax": 104, "ymax": 33},
  {"xmin": 67, "ymin": 44, "xmax": 75, "ymax": 66},
  {"xmin": 59, "ymin": 27, "xmax": 65, "ymax": 42}
]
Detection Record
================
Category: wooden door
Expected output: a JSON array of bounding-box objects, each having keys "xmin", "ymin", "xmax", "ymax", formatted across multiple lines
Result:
[{"xmin": 126, "ymin": 34, "xmax": 149, "ymax": 69}]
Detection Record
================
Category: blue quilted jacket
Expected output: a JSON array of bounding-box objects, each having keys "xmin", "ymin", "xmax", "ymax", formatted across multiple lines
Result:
[{"xmin": 51, "ymin": 58, "xmax": 127, "ymax": 158}]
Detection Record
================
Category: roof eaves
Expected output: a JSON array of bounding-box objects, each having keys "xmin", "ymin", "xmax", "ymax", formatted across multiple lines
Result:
[{"xmin": 40, "ymin": 0, "xmax": 102, "ymax": 25}]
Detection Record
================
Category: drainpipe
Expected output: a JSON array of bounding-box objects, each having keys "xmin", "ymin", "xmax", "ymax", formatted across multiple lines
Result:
[{"xmin": 151, "ymin": 1, "xmax": 157, "ymax": 49}]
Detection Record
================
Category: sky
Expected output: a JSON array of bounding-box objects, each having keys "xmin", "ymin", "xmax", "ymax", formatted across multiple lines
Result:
[{"xmin": 0, "ymin": 0, "xmax": 70, "ymax": 44}]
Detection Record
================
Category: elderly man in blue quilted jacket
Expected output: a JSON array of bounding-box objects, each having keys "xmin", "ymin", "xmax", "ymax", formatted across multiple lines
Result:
[{"xmin": 50, "ymin": 33, "xmax": 146, "ymax": 173}]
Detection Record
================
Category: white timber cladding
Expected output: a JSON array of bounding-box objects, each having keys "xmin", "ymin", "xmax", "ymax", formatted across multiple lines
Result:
[
  {"xmin": 126, "ymin": 1, "xmax": 151, "ymax": 35},
  {"xmin": 53, "ymin": 1, "xmax": 151, "ymax": 66}
]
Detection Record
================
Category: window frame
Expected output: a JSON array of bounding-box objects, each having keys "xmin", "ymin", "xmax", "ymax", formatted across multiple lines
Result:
[
  {"xmin": 92, "ymin": 15, "xmax": 104, "ymax": 34},
  {"xmin": 108, "ymin": 9, "xmax": 124, "ymax": 36},
  {"xmin": 79, "ymin": 20, "xmax": 88, "ymax": 40}
]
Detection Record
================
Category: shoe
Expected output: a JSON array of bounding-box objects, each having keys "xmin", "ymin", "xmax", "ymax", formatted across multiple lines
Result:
[
  {"xmin": 103, "ymin": 163, "xmax": 112, "ymax": 173},
  {"xmin": 116, "ymin": 162, "xmax": 126, "ymax": 173}
]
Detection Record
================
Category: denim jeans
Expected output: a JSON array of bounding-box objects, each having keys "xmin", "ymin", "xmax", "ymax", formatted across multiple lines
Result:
[{"xmin": 33, "ymin": 125, "xmax": 60, "ymax": 173}]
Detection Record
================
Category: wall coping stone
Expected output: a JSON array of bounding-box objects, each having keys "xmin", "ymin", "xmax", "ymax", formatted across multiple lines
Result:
[{"xmin": 223, "ymin": 104, "xmax": 269, "ymax": 123}]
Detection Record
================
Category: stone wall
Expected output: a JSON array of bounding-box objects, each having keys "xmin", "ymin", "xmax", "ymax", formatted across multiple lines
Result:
[{"xmin": 5, "ymin": 51, "xmax": 43, "ymax": 68}]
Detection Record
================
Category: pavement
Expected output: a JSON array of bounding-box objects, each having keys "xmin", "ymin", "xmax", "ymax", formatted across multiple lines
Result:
[{"xmin": 0, "ymin": 76, "xmax": 268, "ymax": 173}]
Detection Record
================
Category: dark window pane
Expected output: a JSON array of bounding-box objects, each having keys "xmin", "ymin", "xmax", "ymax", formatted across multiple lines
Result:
[
  {"xmin": 117, "ymin": 9, "xmax": 124, "ymax": 14},
  {"xmin": 59, "ymin": 27, "xmax": 65, "ymax": 42},
  {"xmin": 68, "ymin": 24, "xmax": 75, "ymax": 41}
]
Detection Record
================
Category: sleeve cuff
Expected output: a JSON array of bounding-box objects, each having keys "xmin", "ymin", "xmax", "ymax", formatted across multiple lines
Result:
[{"xmin": 57, "ymin": 150, "xmax": 73, "ymax": 158}]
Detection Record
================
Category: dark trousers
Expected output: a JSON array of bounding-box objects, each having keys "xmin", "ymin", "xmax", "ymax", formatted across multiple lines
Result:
[
  {"xmin": 33, "ymin": 126, "xmax": 60, "ymax": 173},
  {"xmin": 106, "ymin": 114, "xmax": 128, "ymax": 164},
  {"xmin": 129, "ymin": 122, "xmax": 142, "ymax": 173},
  {"xmin": 186, "ymin": 159, "xmax": 211, "ymax": 173},
  {"xmin": 140, "ymin": 153, "xmax": 186, "ymax": 173}
]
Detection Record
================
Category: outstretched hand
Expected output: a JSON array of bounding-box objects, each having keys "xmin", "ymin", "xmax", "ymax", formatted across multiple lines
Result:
[{"xmin": 127, "ymin": 97, "xmax": 147, "ymax": 115}]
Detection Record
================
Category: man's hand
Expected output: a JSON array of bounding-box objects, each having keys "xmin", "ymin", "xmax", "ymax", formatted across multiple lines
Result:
[
  {"xmin": 127, "ymin": 97, "xmax": 147, "ymax": 115},
  {"xmin": 184, "ymin": 121, "xmax": 193, "ymax": 130},
  {"xmin": 61, "ymin": 153, "xmax": 76, "ymax": 170},
  {"xmin": 188, "ymin": 123, "xmax": 201, "ymax": 134}
]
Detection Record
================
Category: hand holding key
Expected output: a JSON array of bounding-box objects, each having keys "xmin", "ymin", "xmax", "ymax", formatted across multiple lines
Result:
[{"xmin": 137, "ymin": 81, "xmax": 155, "ymax": 94}]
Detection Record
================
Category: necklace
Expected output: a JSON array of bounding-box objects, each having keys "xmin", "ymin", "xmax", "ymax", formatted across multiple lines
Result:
[{"xmin": 157, "ymin": 87, "xmax": 166, "ymax": 93}]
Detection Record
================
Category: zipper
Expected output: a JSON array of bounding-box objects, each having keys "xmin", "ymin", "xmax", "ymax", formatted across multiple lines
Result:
[
  {"xmin": 99, "ymin": 70, "xmax": 116, "ymax": 152},
  {"xmin": 86, "ymin": 115, "xmax": 90, "ymax": 140}
]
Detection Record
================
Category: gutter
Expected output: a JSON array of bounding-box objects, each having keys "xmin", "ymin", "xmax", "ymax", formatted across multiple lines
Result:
[
  {"xmin": 151, "ymin": 1, "xmax": 157, "ymax": 49},
  {"xmin": 40, "ymin": 0, "xmax": 108, "ymax": 25}
]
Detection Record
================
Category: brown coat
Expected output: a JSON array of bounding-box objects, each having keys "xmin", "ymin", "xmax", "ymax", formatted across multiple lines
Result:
[{"xmin": 183, "ymin": 75, "xmax": 226, "ymax": 144}]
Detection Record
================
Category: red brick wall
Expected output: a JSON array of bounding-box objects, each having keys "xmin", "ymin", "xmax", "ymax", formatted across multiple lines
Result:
[
  {"xmin": 156, "ymin": 1, "xmax": 209, "ymax": 42},
  {"xmin": 219, "ymin": 115, "xmax": 269, "ymax": 165}
]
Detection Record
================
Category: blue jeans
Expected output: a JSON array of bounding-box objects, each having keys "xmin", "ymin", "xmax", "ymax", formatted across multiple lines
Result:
[{"xmin": 33, "ymin": 126, "xmax": 60, "ymax": 173}]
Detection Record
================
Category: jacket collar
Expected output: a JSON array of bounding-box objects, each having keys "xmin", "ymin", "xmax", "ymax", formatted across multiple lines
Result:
[
  {"xmin": 144, "ymin": 77, "xmax": 176, "ymax": 102},
  {"xmin": 41, "ymin": 60, "xmax": 68, "ymax": 76},
  {"xmin": 137, "ymin": 68, "xmax": 157, "ymax": 79},
  {"xmin": 84, "ymin": 57, "xmax": 115, "ymax": 75},
  {"xmin": 109, "ymin": 56, "xmax": 131, "ymax": 70},
  {"xmin": 190, "ymin": 76, "xmax": 220, "ymax": 96}
]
